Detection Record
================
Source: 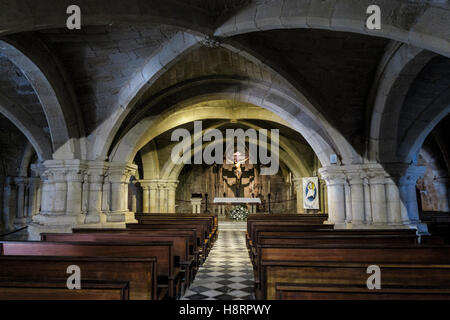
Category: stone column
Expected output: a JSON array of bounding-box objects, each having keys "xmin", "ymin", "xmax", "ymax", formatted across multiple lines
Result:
[
  {"xmin": 293, "ymin": 178, "xmax": 304, "ymax": 214},
  {"xmin": 369, "ymin": 173, "xmax": 387, "ymax": 225},
  {"xmin": 347, "ymin": 171, "xmax": 365, "ymax": 225},
  {"xmin": 363, "ymin": 177, "xmax": 372, "ymax": 224},
  {"xmin": 132, "ymin": 194, "xmax": 137, "ymax": 212},
  {"xmin": 3, "ymin": 177, "xmax": 17, "ymax": 231},
  {"xmin": 159, "ymin": 184, "xmax": 167, "ymax": 213},
  {"xmin": 191, "ymin": 198, "xmax": 202, "ymax": 213},
  {"xmin": 319, "ymin": 168, "xmax": 346, "ymax": 226},
  {"xmin": 26, "ymin": 177, "xmax": 39, "ymax": 220},
  {"xmin": 108, "ymin": 163, "xmax": 136, "ymax": 222},
  {"xmin": 167, "ymin": 181, "xmax": 178, "ymax": 214},
  {"xmin": 36, "ymin": 182, "xmax": 42, "ymax": 215},
  {"xmin": 14, "ymin": 177, "xmax": 28, "ymax": 226},
  {"xmin": 142, "ymin": 185, "xmax": 150, "ymax": 213},
  {"xmin": 149, "ymin": 182, "xmax": 158, "ymax": 213},
  {"xmin": 85, "ymin": 164, "xmax": 107, "ymax": 224},
  {"xmin": 65, "ymin": 168, "xmax": 85, "ymax": 224},
  {"xmin": 39, "ymin": 170, "xmax": 53, "ymax": 215},
  {"xmin": 344, "ymin": 180, "xmax": 352, "ymax": 223},
  {"xmin": 385, "ymin": 176, "xmax": 402, "ymax": 225}
]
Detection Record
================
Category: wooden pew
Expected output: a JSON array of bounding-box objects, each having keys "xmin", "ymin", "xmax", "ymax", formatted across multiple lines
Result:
[
  {"xmin": 26, "ymin": 238, "xmax": 177, "ymax": 299},
  {"xmin": 248, "ymin": 213, "xmax": 328, "ymax": 222},
  {"xmin": 45, "ymin": 231, "xmax": 195, "ymax": 291},
  {"xmin": 0, "ymin": 280, "xmax": 130, "ymax": 300},
  {"xmin": 246, "ymin": 224, "xmax": 334, "ymax": 251},
  {"xmin": 249, "ymin": 230, "xmax": 418, "ymax": 267},
  {"xmin": 134, "ymin": 214, "xmax": 217, "ymax": 241},
  {"xmin": 274, "ymin": 283, "xmax": 450, "ymax": 300},
  {"xmin": 133, "ymin": 216, "xmax": 216, "ymax": 250},
  {"xmin": 126, "ymin": 223, "xmax": 210, "ymax": 263},
  {"xmin": 257, "ymin": 244, "xmax": 450, "ymax": 299},
  {"xmin": 0, "ymin": 255, "xmax": 156, "ymax": 300},
  {"xmin": 135, "ymin": 213, "xmax": 218, "ymax": 241},
  {"xmin": 74, "ymin": 227, "xmax": 200, "ymax": 273}
]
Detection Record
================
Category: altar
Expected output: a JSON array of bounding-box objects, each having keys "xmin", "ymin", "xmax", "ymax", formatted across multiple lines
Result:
[{"xmin": 214, "ymin": 197, "xmax": 261, "ymax": 215}]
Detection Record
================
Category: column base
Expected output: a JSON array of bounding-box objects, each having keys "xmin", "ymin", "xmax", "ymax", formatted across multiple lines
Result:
[
  {"xmin": 333, "ymin": 222, "xmax": 413, "ymax": 230},
  {"xmin": 107, "ymin": 211, "xmax": 137, "ymax": 223},
  {"xmin": 14, "ymin": 217, "xmax": 28, "ymax": 226},
  {"xmin": 85, "ymin": 213, "xmax": 107, "ymax": 224},
  {"xmin": 32, "ymin": 213, "xmax": 85, "ymax": 225},
  {"xmin": 28, "ymin": 222, "xmax": 74, "ymax": 240}
]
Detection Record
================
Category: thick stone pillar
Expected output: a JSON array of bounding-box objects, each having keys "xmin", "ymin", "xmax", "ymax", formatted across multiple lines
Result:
[
  {"xmin": 141, "ymin": 179, "xmax": 177, "ymax": 214},
  {"xmin": 28, "ymin": 160, "xmax": 137, "ymax": 240},
  {"xmin": 292, "ymin": 178, "xmax": 304, "ymax": 214},
  {"xmin": 29, "ymin": 160, "xmax": 87, "ymax": 239}
]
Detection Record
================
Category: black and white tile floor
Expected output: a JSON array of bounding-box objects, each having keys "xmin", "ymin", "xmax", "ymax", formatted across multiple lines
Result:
[{"xmin": 181, "ymin": 229, "xmax": 255, "ymax": 300}]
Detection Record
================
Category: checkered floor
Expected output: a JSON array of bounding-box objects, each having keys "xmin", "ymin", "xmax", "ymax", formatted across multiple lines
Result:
[{"xmin": 181, "ymin": 230, "xmax": 255, "ymax": 300}]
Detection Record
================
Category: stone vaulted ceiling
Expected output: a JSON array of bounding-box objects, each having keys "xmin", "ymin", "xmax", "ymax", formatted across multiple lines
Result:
[
  {"xmin": 230, "ymin": 29, "xmax": 390, "ymax": 152},
  {"xmin": 36, "ymin": 24, "xmax": 181, "ymax": 134}
]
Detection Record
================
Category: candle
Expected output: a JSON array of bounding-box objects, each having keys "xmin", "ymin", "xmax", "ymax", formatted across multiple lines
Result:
[{"xmin": 268, "ymin": 180, "xmax": 271, "ymax": 194}]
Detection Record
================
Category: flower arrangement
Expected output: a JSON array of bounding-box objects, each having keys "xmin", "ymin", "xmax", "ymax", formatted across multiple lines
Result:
[{"xmin": 229, "ymin": 205, "xmax": 249, "ymax": 221}]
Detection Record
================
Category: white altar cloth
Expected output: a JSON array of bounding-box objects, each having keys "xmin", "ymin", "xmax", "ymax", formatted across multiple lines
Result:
[{"xmin": 213, "ymin": 197, "xmax": 261, "ymax": 204}]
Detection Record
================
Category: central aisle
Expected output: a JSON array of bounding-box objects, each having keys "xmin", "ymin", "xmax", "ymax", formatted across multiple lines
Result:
[{"xmin": 181, "ymin": 228, "xmax": 255, "ymax": 300}]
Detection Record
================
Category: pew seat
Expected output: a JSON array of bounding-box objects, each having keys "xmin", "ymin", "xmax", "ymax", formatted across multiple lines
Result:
[
  {"xmin": 0, "ymin": 280, "xmax": 130, "ymax": 300},
  {"xmin": 274, "ymin": 283, "xmax": 450, "ymax": 300},
  {"xmin": 0, "ymin": 256, "xmax": 156, "ymax": 300}
]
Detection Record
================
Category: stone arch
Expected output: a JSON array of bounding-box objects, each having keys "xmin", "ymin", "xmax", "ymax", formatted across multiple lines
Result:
[
  {"xmin": 398, "ymin": 89, "xmax": 450, "ymax": 163},
  {"xmin": 0, "ymin": 0, "xmax": 212, "ymax": 38},
  {"xmin": 99, "ymin": 37, "xmax": 360, "ymax": 165},
  {"xmin": 214, "ymin": 0, "xmax": 450, "ymax": 58},
  {"xmin": 369, "ymin": 43, "xmax": 436, "ymax": 162},
  {"xmin": 157, "ymin": 122, "xmax": 310, "ymax": 181},
  {"xmin": 18, "ymin": 142, "xmax": 37, "ymax": 177},
  {"xmin": 91, "ymin": 31, "xmax": 204, "ymax": 160},
  {"xmin": 165, "ymin": 138, "xmax": 303, "ymax": 182},
  {"xmin": 109, "ymin": 79, "xmax": 350, "ymax": 167},
  {"xmin": 0, "ymin": 93, "xmax": 52, "ymax": 161},
  {"xmin": 0, "ymin": 39, "xmax": 84, "ymax": 159}
]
